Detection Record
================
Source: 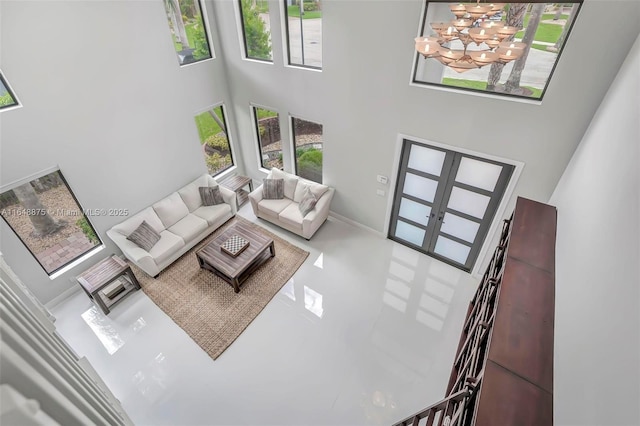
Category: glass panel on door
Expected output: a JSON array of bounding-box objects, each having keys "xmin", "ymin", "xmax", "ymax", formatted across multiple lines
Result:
[
  {"xmin": 399, "ymin": 198, "xmax": 431, "ymax": 226},
  {"xmin": 434, "ymin": 236, "xmax": 471, "ymax": 265},
  {"xmin": 440, "ymin": 213, "xmax": 480, "ymax": 243},
  {"xmin": 455, "ymin": 157, "xmax": 503, "ymax": 192},
  {"xmin": 395, "ymin": 221, "xmax": 426, "ymax": 246},
  {"xmin": 403, "ymin": 173, "xmax": 438, "ymax": 203},
  {"xmin": 407, "ymin": 144, "xmax": 446, "ymax": 176},
  {"xmin": 447, "ymin": 187, "xmax": 490, "ymax": 219}
]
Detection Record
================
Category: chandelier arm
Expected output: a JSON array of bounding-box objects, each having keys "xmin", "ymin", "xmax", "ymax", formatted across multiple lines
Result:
[{"xmin": 418, "ymin": 2, "xmax": 514, "ymax": 73}]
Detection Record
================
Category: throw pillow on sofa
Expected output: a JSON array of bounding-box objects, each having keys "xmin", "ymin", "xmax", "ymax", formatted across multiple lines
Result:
[
  {"xmin": 269, "ymin": 168, "xmax": 298, "ymax": 199},
  {"xmin": 127, "ymin": 220, "xmax": 161, "ymax": 251},
  {"xmin": 263, "ymin": 178, "xmax": 284, "ymax": 199},
  {"xmin": 298, "ymin": 186, "xmax": 317, "ymax": 217},
  {"xmin": 199, "ymin": 186, "xmax": 224, "ymax": 206},
  {"xmin": 294, "ymin": 181, "xmax": 328, "ymax": 202}
]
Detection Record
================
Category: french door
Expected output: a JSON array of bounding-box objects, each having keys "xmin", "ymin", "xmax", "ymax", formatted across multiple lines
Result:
[{"xmin": 389, "ymin": 139, "xmax": 514, "ymax": 272}]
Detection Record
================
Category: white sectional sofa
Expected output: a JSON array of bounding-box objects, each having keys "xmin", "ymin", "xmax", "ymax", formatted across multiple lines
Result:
[
  {"xmin": 248, "ymin": 168, "xmax": 334, "ymax": 239},
  {"xmin": 107, "ymin": 174, "xmax": 237, "ymax": 277}
]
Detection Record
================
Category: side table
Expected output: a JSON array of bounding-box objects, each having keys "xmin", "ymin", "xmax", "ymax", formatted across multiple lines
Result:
[
  {"xmin": 76, "ymin": 255, "xmax": 140, "ymax": 315},
  {"xmin": 218, "ymin": 175, "xmax": 253, "ymax": 208}
]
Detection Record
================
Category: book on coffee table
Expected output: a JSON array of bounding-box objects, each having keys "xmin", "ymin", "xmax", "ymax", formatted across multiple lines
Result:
[{"xmin": 221, "ymin": 234, "xmax": 250, "ymax": 257}]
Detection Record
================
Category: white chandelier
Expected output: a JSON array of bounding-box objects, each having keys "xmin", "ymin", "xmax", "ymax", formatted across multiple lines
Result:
[{"xmin": 415, "ymin": 2, "xmax": 526, "ymax": 73}]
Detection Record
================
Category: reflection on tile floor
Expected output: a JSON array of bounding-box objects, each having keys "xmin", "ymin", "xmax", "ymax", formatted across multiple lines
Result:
[
  {"xmin": 51, "ymin": 204, "xmax": 479, "ymax": 425},
  {"xmin": 81, "ymin": 306, "xmax": 126, "ymax": 355}
]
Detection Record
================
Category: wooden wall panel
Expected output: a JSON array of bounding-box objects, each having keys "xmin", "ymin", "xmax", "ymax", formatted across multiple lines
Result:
[
  {"xmin": 488, "ymin": 258, "xmax": 555, "ymax": 393},
  {"xmin": 474, "ymin": 361, "xmax": 553, "ymax": 426}
]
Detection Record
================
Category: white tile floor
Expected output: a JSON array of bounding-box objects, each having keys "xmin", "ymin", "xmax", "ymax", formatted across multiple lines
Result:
[{"xmin": 51, "ymin": 204, "xmax": 479, "ymax": 426}]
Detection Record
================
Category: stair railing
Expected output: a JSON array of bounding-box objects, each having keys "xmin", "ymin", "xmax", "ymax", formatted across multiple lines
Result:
[{"xmin": 392, "ymin": 388, "xmax": 472, "ymax": 426}]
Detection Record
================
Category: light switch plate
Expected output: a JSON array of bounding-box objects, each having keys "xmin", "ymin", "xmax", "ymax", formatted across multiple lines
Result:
[{"xmin": 377, "ymin": 175, "xmax": 388, "ymax": 185}]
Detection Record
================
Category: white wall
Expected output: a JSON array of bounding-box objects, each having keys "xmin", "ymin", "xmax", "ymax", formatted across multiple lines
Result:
[
  {"xmin": 0, "ymin": 1, "xmax": 241, "ymax": 304},
  {"xmin": 550, "ymin": 35, "xmax": 640, "ymax": 426}
]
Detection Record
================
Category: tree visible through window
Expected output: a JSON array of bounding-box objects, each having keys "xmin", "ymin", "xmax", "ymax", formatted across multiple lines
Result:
[
  {"xmin": 0, "ymin": 171, "xmax": 103, "ymax": 276},
  {"xmin": 284, "ymin": 0, "xmax": 323, "ymax": 69},
  {"xmin": 163, "ymin": 0, "xmax": 212, "ymax": 65},
  {"xmin": 292, "ymin": 117, "xmax": 323, "ymax": 183},
  {"xmin": 238, "ymin": 0, "xmax": 272, "ymax": 61},
  {"xmin": 195, "ymin": 105, "xmax": 234, "ymax": 176},
  {"xmin": 253, "ymin": 107, "xmax": 282, "ymax": 169},
  {"xmin": 0, "ymin": 71, "xmax": 19, "ymax": 110}
]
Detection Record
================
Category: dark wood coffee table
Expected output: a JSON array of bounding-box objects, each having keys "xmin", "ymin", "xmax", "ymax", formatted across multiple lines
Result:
[{"xmin": 196, "ymin": 222, "xmax": 275, "ymax": 293}]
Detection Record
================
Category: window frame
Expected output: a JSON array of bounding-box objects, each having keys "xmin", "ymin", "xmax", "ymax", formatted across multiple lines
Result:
[
  {"xmin": 410, "ymin": 0, "xmax": 583, "ymax": 101},
  {"xmin": 0, "ymin": 168, "xmax": 104, "ymax": 278},
  {"xmin": 282, "ymin": 0, "xmax": 322, "ymax": 70},
  {"xmin": 237, "ymin": 0, "xmax": 274, "ymax": 63},
  {"xmin": 194, "ymin": 103, "xmax": 236, "ymax": 178},
  {"xmin": 290, "ymin": 114, "xmax": 324, "ymax": 183},
  {"xmin": 251, "ymin": 104, "xmax": 282, "ymax": 172},
  {"xmin": 163, "ymin": 0, "xmax": 215, "ymax": 66},
  {"xmin": 0, "ymin": 70, "xmax": 20, "ymax": 111}
]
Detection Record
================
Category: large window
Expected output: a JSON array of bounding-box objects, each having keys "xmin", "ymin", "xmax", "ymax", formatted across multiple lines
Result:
[
  {"xmin": 283, "ymin": 0, "xmax": 322, "ymax": 69},
  {"xmin": 291, "ymin": 116, "xmax": 323, "ymax": 183},
  {"xmin": 0, "ymin": 71, "xmax": 19, "ymax": 110},
  {"xmin": 238, "ymin": 0, "xmax": 273, "ymax": 61},
  {"xmin": 163, "ymin": 0, "xmax": 212, "ymax": 65},
  {"xmin": 0, "ymin": 170, "xmax": 103, "ymax": 276},
  {"xmin": 412, "ymin": 1, "xmax": 582, "ymax": 100},
  {"xmin": 195, "ymin": 105, "xmax": 234, "ymax": 176},
  {"xmin": 253, "ymin": 106, "xmax": 282, "ymax": 170}
]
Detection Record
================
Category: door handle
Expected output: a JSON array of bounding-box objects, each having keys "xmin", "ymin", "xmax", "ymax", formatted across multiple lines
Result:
[{"xmin": 429, "ymin": 212, "xmax": 445, "ymax": 224}]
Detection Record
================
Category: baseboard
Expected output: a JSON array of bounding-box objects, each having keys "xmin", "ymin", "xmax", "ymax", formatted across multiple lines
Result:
[
  {"xmin": 46, "ymin": 284, "xmax": 81, "ymax": 310},
  {"xmin": 328, "ymin": 211, "xmax": 386, "ymax": 238}
]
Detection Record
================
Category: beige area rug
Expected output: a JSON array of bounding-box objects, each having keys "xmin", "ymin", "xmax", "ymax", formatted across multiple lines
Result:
[{"xmin": 130, "ymin": 216, "xmax": 309, "ymax": 360}]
